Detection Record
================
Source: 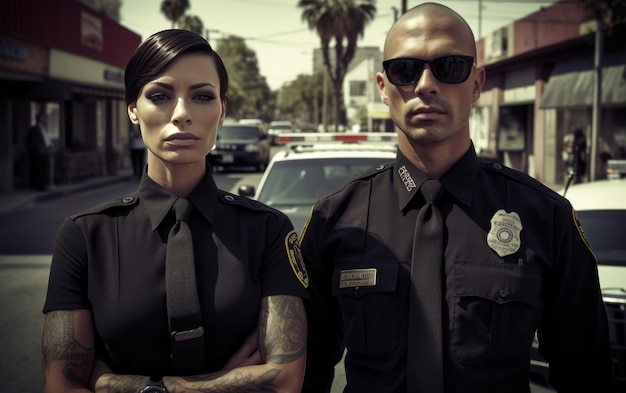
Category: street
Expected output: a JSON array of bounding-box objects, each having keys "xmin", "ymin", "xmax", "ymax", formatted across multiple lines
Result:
[{"xmin": 0, "ymin": 169, "xmax": 553, "ymax": 393}]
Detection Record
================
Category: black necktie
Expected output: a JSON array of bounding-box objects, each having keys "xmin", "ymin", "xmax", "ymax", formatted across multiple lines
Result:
[
  {"xmin": 165, "ymin": 198, "xmax": 207, "ymax": 373},
  {"xmin": 407, "ymin": 180, "xmax": 445, "ymax": 393}
]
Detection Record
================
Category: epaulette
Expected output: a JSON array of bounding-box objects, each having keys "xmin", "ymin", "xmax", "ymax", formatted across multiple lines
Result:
[
  {"xmin": 216, "ymin": 189, "xmax": 284, "ymax": 217},
  {"xmin": 349, "ymin": 160, "xmax": 394, "ymax": 182},
  {"xmin": 70, "ymin": 192, "xmax": 140, "ymax": 220},
  {"xmin": 480, "ymin": 160, "xmax": 565, "ymax": 203}
]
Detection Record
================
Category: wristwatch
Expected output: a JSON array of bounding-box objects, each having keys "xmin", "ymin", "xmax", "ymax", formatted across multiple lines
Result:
[{"xmin": 139, "ymin": 378, "xmax": 168, "ymax": 393}]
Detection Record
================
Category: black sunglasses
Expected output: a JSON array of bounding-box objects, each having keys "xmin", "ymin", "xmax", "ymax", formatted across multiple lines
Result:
[{"xmin": 382, "ymin": 55, "xmax": 475, "ymax": 85}]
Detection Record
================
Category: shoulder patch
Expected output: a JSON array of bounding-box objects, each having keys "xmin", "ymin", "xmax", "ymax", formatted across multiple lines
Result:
[
  {"xmin": 571, "ymin": 206, "xmax": 596, "ymax": 260},
  {"xmin": 285, "ymin": 229, "xmax": 309, "ymax": 288},
  {"xmin": 71, "ymin": 192, "xmax": 139, "ymax": 219}
]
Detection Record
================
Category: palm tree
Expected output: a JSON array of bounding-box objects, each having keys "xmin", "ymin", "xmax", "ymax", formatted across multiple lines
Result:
[
  {"xmin": 160, "ymin": 0, "xmax": 190, "ymax": 28},
  {"xmin": 178, "ymin": 14, "xmax": 204, "ymax": 35},
  {"xmin": 299, "ymin": 0, "xmax": 376, "ymax": 130}
]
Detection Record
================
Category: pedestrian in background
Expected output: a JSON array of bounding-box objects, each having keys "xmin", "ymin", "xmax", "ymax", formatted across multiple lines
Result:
[
  {"xmin": 300, "ymin": 3, "xmax": 614, "ymax": 393},
  {"xmin": 129, "ymin": 125, "xmax": 146, "ymax": 178},
  {"xmin": 41, "ymin": 29, "xmax": 307, "ymax": 393},
  {"xmin": 25, "ymin": 111, "xmax": 51, "ymax": 190},
  {"xmin": 562, "ymin": 127, "xmax": 587, "ymax": 184}
]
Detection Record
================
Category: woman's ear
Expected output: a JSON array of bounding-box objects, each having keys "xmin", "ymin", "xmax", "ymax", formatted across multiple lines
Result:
[{"xmin": 128, "ymin": 104, "xmax": 139, "ymax": 124}]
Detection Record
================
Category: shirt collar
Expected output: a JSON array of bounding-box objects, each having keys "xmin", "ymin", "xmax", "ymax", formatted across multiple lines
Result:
[
  {"xmin": 139, "ymin": 165, "xmax": 218, "ymax": 231},
  {"xmin": 393, "ymin": 143, "xmax": 480, "ymax": 211}
]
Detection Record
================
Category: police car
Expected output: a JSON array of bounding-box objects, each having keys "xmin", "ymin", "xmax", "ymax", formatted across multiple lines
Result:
[
  {"xmin": 238, "ymin": 132, "xmax": 398, "ymax": 233},
  {"xmin": 530, "ymin": 178, "xmax": 626, "ymax": 390}
]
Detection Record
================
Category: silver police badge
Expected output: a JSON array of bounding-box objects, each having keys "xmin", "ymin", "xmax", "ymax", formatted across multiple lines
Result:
[{"xmin": 487, "ymin": 209, "xmax": 522, "ymax": 257}]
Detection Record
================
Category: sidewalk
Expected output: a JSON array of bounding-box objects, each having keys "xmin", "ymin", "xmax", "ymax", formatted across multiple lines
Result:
[{"xmin": 0, "ymin": 169, "xmax": 134, "ymax": 215}]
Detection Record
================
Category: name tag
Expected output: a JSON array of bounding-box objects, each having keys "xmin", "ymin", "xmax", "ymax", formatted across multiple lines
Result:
[{"xmin": 339, "ymin": 268, "xmax": 377, "ymax": 288}]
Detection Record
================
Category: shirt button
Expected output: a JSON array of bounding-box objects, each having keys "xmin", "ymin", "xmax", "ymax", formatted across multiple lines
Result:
[
  {"xmin": 122, "ymin": 196, "xmax": 134, "ymax": 203},
  {"xmin": 353, "ymin": 287, "xmax": 360, "ymax": 295},
  {"xmin": 498, "ymin": 289, "xmax": 509, "ymax": 299},
  {"xmin": 492, "ymin": 163, "xmax": 502, "ymax": 170},
  {"xmin": 224, "ymin": 195, "xmax": 235, "ymax": 202}
]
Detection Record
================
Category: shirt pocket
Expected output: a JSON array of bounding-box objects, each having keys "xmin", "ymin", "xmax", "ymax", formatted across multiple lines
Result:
[
  {"xmin": 332, "ymin": 260, "xmax": 400, "ymax": 355},
  {"xmin": 450, "ymin": 259, "xmax": 542, "ymax": 366}
]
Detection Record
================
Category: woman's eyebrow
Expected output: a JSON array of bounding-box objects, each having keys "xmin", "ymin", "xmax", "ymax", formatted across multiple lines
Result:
[{"xmin": 151, "ymin": 81, "xmax": 215, "ymax": 90}]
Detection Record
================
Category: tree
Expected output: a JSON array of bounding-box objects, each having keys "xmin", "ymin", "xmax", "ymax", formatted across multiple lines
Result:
[
  {"xmin": 177, "ymin": 14, "xmax": 204, "ymax": 35},
  {"xmin": 215, "ymin": 36, "xmax": 273, "ymax": 120},
  {"xmin": 160, "ymin": 0, "xmax": 190, "ymax": 28},
  {"xmin": 278, "ymin": 72, "xmax": 328, "ymax": 124},
  {"xmin": 299, "ymin": 0, "xmax": 376, "ymax": 130},
  {"xmin": 581, "ymin": 0, "xmax": 626, "ymax": 43}
]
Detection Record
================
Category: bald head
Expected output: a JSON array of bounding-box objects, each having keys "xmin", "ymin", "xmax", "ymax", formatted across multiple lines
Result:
[{"xmin": 383, "ymin": 2, "xmax": 477, "ymax": 59}]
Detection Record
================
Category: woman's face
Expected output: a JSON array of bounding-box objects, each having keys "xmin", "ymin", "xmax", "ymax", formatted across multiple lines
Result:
[{"xmin": 127, "ymin": 52, "xmax": 226, "ymax": 167}]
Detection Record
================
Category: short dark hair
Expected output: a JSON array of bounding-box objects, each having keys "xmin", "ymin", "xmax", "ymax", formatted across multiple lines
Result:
[{"xmin": 124, "ymin": 29, "xmax": 229, "ymax": 109}]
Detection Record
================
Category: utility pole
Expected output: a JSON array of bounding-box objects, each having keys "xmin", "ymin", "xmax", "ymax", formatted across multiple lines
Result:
[
  {"xmin": 402, "ymin": 0, "xmax": 407, "ymax": 14},
  {"xmin": 590, "ymin": 5, "xmax": 604, "ymax": 181},
  {"xmin": 478, "ymin": 0, "xmax": 483, "ymax": 38}
]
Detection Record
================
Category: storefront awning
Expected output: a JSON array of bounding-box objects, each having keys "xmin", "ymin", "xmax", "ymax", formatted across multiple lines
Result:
[{"xmin": 540, "ymin": 54, "xmax": 626, "ymax": 108}]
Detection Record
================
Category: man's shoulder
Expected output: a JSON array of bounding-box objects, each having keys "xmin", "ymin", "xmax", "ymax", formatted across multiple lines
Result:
[{"xmin": 479, "ymin": 159, "xmax": 566, "ymax": 204}]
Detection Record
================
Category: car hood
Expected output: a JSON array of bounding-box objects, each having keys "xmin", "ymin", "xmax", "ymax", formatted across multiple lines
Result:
[{"xmin": 598, "ymin": 265, "xmax": 626, "ymax": 303}]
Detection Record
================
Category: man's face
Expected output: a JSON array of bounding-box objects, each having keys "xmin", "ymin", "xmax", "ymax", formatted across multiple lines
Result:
[{"xmin": 376, "ymin": 14, "xmax": 485, "ymax": 147}]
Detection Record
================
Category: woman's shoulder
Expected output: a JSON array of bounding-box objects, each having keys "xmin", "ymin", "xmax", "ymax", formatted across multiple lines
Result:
[{"xmin": 70, "ymin": 192, "xmax": 140, "ymax": 220}]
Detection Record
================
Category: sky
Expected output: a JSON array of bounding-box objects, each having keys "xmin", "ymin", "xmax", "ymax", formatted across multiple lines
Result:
[{"xmin": 119, "ymin": 0, "xmax": 559, "ymax": 90}]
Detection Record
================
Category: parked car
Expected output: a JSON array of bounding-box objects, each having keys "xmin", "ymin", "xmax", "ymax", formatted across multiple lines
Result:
[
  {"xmin": 267, "ymin": 120, "xmax": 294, "ymax": 145},
  {"xmin": 530, "ymin": 178, "xmax": 626, "ymax": 391},
  {"xmin": 207, "ymin": 123, "xmax": 270, "ymax": 172},
  {"xmin": 238, "ymin": 132, "xmax": 397, "ymax": 232}
]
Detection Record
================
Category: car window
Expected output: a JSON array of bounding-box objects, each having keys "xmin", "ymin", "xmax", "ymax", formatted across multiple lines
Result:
[
  {"xmin": 257, "ymin": 158, "xmax": 385, "ymax": 206},
  {"xmin": 577, "ymin": 210, "xmax": 626, "ymax": 267},
  {"xmin": 218, "ymin": 126, "xmax": 258, "ymax": 139}
]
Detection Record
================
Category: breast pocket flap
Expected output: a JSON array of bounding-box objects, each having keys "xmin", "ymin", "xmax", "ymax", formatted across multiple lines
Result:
[{"xmin": 454, "ymin": 260, "xmax": 541, "ymax": 306}]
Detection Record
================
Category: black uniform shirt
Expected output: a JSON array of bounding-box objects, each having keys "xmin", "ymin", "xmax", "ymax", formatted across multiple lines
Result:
[
  {"xmin": 43, "ymin": 167, "xmax": 309, "ymax": 376},
  {"xmin": 301, "ymin": 146, "xmax": 613, "ymax": 393}
]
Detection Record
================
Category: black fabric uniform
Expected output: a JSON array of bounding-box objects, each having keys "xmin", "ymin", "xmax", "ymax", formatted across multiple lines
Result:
[
  {"xmin": 43, "ymin": 166, "xmax": 308, "ymax": 376},
  {"xmin": 301, "ymin": 145, "xmax": 613, "ymax": 393}
]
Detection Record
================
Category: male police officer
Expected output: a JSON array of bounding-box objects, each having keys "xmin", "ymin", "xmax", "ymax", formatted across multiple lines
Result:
[{"xmin": 300, "ymin": 3, "xmax": 614, "ymax": 393}]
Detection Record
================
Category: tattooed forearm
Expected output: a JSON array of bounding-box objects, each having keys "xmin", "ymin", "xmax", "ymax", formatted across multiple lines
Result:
[
  {"xmin": 171, "ymin": 369, "xmax": 279, "ymax": 392},
  {"xmin": 42, "ymin": 310, "xmax": 94, "ymax": 386},
  {"xmin": 262, "ymin": 295, "xmax": 307, "ymax": 364}
]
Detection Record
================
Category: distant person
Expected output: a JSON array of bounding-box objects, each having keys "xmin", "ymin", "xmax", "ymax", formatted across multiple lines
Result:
[
  {"xmin": 25, "ymin": 112, "xmax": 51, "ymax": 190},
  {"xmin": 129, "ymin": 126, "xmax": 146, "ymax": 178},
  {"xmin": 300, "ymin": 3, "xmax": 614, "ymax": 393},
  {"xmin": 41, "ymin": 29, "xmax": 307, "ymax": 393},
  {"xmin": 562, "ymin": 127, "xmax": 587, "ymax": 183}
]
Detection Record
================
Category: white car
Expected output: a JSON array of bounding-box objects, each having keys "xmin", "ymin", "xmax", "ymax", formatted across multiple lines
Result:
[
  {"xmin": 530, "ymin": 178, "xmax": 626, "ymax": 389},
  {"xmin": 238, "ymin": 132, "xmax": 398, "ymax": 233}
]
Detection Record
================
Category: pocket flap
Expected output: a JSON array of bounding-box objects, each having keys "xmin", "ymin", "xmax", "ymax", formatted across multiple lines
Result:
[{"xmin": 454, "ymin": 260, "xmax": 541, "ymax": 306}]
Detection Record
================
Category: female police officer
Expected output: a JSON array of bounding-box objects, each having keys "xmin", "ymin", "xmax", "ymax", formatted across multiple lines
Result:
[{"xmin": 42, "ymin": 29, "xmax": 307, "ymax": 393}]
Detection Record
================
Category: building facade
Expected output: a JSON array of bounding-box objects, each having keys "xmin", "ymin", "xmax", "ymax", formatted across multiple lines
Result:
[
  {"xmin": 0, "ymin": 0, "xmax": 141, "ymax": 192},
  {"xmin": 341, "ymin": 0, "xmax": 625, "ymax": 187}
]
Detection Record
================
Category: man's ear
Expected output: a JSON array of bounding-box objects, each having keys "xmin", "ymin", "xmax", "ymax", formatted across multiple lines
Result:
[
  {"xmin": 376, "ymin": 72, "xmax": 389, "ymax": 106},
  {"xmin": 472, "ymin": 67, "xmax": 486, "ymax": 102},
  {"xmin": 128, "ymin": 104, "xmax": 139, "ymax": 124}
]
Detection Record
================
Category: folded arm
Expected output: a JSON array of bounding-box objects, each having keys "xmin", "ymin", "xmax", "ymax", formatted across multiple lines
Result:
[{"xmin": 93, "ymin": 295, "xmax": 307, "ymax": 393}]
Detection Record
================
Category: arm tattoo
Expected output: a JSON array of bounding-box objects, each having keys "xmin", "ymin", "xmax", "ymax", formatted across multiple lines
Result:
[
  {"xmin": 261, "ymin": 295, "xmax": 307, "ymax": 364},
  {"xmin": 42, "ymin": 311, "xmax": 94, "ymax": 385},
  {"xmin": 172, "ymin": 296, "xmax": 306, "ymax": 392}
]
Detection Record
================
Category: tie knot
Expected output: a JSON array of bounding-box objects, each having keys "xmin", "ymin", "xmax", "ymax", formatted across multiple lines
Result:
[
  {"xmin": 420, "ymin": 180, "xmax": 444, "ymax": 204},
  {"xmin": 173, "ymin": 198, "xmax": 193, "ymax": 222}
]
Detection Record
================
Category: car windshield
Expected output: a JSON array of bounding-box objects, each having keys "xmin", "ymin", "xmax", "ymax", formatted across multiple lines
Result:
[
  {"xmin": 257, "ymin": 157, "xmax": 385, "ymax": 206},
  {"xmin": 577, "ymin": 210, "xmax": 626, "ymax": 267},
  {"xmin": 218, "ymin": 126, "xmax": 258, "ymax": 139}
]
